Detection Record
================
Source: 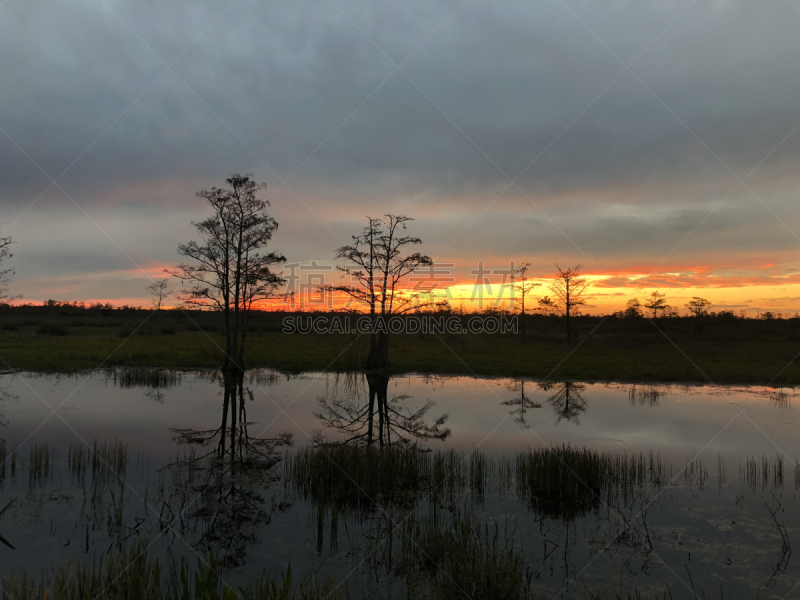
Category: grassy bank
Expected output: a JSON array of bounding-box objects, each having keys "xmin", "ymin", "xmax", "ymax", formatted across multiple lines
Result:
[{"xmin": 1, "ymin": 306, "xmax": 800, "ymax": 384}]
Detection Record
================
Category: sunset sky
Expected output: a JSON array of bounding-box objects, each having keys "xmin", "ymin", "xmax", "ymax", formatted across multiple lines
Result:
[{"xmin": 2, "ymin": 0, "xmax": 800, "ymax": 315}]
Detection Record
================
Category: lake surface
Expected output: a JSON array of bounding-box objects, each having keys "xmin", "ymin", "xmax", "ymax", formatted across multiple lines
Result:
[{"xmin": 0, "ymin": 369, "xmax": 798, "ymax": 597}]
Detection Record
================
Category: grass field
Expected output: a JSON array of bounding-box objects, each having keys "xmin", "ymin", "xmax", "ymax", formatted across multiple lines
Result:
[{"xmin": 1, "ymin": 305, "xmax": 799, "ymax": 384}]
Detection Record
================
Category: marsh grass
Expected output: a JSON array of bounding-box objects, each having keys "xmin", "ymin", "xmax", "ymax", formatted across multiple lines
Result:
[
  {"xmin": 627, "ymin": 385, "xmax": 666, "ymax": 406},
  {"xmin": 0, "ymin": 536, "xmax": 349, "ymax": 600},
  {"xmin": 286, "ymin": 445, "xmax": 491, "ymax": 555},
  {"xmin": 768, "ymin": 389, "xmax": 792, "ymax": 409},
  {"xmin": 289, "ymin": 445, "xmax": 722, "ymax": 527},
  {"xmin": 286, "ymin": 445, "xmax": 476, "ymax": 514},
  {"xmin": 0, "ymin": 440, "xmax": 5, "ymax": 483},
  {"xmin": 510, "ymin": 446, "xmax": 673, "ymax": 519},
  {"xmin": 90, "ymin": 440, "xmax": 128, "ymax": 484},
  {"xmin": 68, "ymin": 442, "xmax": 88, "ymax": 481},
  {"xmin": 28, "ymin": 442, "xmax": 54, "ymax": 488},
  {"xmin": 398, "ymin": 504, "xmax": 532, "ymax": 600},
  {"xmin": 6, "ymin": 307, "xmax": 800, "ymax": 384},
  {"xmin": 680, "ymin": 456, "xmax": 708, "ymax": 488},
  {"xmin": 36, "ymin": 322, "xmax": 70, "ymax": 336},
  {"xmin": 110, "ymin": 368, "xmax": 183, "ymax": 389},
  {"xmin": 740, "ymin": 453, "xmax": 786, "ymax": 490},
  {"xmin": 67, "ymin": 439, "xmax": 128, "ymax": 514}
]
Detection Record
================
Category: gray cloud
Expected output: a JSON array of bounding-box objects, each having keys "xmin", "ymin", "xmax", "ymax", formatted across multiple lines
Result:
[
  {"xmin": 4, "ymin": 0, "xmax": 800, "ymax": 197},
  {"xmin": 2, "ymin": 0, "xmax": 800, "ymax": 302}
]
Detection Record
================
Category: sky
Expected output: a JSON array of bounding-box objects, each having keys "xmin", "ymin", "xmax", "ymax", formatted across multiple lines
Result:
[{"xmin": 2, "ymin": 0, "xmax": 800, "ymax": 315}]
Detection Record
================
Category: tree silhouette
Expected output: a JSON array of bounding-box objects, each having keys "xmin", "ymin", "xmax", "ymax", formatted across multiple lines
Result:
[
  {"xmin": 685, "ymin": 296, "xmax": 711, "ymax": 330},
  {"xmin": 549, "ymin": 265, "xmax": 588, "ymax": 343},
  {"xmin": 146, "ymin": 278, "xmax": 171, "ymax": 310},
  {"xmin": 171, "ymin": 175, "xmax": 285, "ymax": 371},
  {"xmin": 644, "ymin": 291, "xmax": 668, "ymax": 320},
  {"xmin": 512, "ymin": 263, "xmax": 540, "ymax": 343},
  {"xmin": 332, "ymin": 215, "xmax": 432, "ymax": 369},
  {"xmin": 0, "ymin": 230, "xmax": 15, "ymax": 300},
  {"xmin": 624, "ymin": 298, "xmax": 643, "ymax": 318}
]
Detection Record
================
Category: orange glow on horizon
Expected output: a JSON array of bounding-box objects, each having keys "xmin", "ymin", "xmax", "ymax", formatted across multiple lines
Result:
[{"xmin": 15, "ymin": 261, "xmax": 800, "ymax": 316}]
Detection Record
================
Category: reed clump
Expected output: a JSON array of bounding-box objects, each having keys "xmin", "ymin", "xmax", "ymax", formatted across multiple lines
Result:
[
  {"xmin": 90, "ymin": 439, "xmax": 128, "ymax": 484},
  {"xmin": 68, "ymin": 439, "xmax": 128, "ymax": 505},
  {"xmin": 740, "ymin": 454, "xmax": 784, "ymax": 490},
  {"xmin": 0, "ymin": 536, "xmax": 349, "ymax": 600},
  {"xmin": 111, "ymin": 368, "xmax": 182, "ymax": 390},
  {"xmin": 628, "ymin": 385, "xmax": 666, "ymax": 406},
  {"xmin": 68, "ymin": 442, "xmax": 88, "ymax": 481},
  {"xmin": 28, "ymin": 442, "xmax": 54, "ymax": 488},
  {"xmin": 286, "ymin": 445, "xmax": 473, "ymax": 515},
  {"xmin": 398, "ymin": 504, "xmax": 532, "ymax": 600},
  {"xmin": 512, "ymin": 446, "xmax": 671, "ymax": 519},
  {"xmin": 0, "ymin": 440, "xmax": 5, "ymax": 483}
]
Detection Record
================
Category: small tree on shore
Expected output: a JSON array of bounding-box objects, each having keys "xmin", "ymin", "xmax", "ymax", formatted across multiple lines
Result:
[
  {"xmin": 538, "ymin": 296, "xmax": 556, "ymax": 316},
  {"xmin": 0, "ymin": 230, "xmax": 15, "ymax": 300},
  {"xmin": 549, "ymin": 264, "xmax": 588, "ymax": 343},
  {"xmin": 686, "ymin": 296, "xmax": 711, "ymax": 329},
  {"xmin": 624, "ymin": 297, "xmax": 643, "ymax": 318},
  {"xmin": 512, "ymin": 262, "xmax": 540, "ymax": 343},
  {"xmin": 644, "ymin": 291, "xmax": 668, "ymax": 320},
  {"xmin": 146, "ymin": 278, "xmax": 171, "ymax": 310},
  {"xmin": 332, "ymin": 215, "xmax": 431, "ymax": 369},
  {"xmin": 172, "ymin": 175, "xmax": 285, "ymax": 371}
]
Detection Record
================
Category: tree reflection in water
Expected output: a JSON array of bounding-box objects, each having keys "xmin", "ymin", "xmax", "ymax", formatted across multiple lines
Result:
[
  {"xmin": 539, "ymin": 381, "xmax": 587, "ymax": 424},
  {"xmin": 0, "ymin": 378, "xmax": 17, "ymax": 428},
  {"xmin": 502, "ymin": 380, "xmax": 541, "ymax": 428},
  {"xmin": 165, "ymin": 369, "xmax": 292, "ymax": 566},
  {"xmin": 314, "ymin": 373, "xmax": 450, "ymax": 447}
]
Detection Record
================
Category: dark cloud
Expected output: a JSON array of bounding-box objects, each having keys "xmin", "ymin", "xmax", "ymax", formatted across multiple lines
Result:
[
  {"xmin": 4, "ymin": 0, "xmax": 800, "ymax": 198},
  {"xmin": 2, "ymin": 0, "xmax": 800, "ymax": 303}
]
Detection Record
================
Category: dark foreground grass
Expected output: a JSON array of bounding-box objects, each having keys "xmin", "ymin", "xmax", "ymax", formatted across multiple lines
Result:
[
  {"xmin": 0, "ymin": 533, "xmax": 703, "ymax": 600},
  {"xmin": 0, "ymin": 537, "xmax": 347, "ymax": 600},
  {"xmin": 2, "ymin": 307, "xmax": 800, "ymax": 383}
]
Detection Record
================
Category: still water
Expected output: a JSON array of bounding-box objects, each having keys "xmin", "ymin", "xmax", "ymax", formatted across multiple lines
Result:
[{"xmin": 0, "ymin": 369, "xmax": 797, "ymax": 597}]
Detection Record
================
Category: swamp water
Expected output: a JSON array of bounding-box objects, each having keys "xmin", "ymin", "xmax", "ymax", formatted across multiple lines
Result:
[{"xmin": 0, "ymin": 369, "xmax": 798, "ymax": 598}]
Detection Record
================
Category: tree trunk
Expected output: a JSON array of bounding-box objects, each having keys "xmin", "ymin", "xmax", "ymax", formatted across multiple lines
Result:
[
  {"xmin": 367, "ymin": 385, "xmax": 376, "ymax": 445},
  {"xmin": 366, "ymin": 374, "xmax": 390, "ymax": 446},
  {"xmin": 219, "ymin": 381, "xmax": 230, "ymax": 460},
  {"xmin": 565, "ymin": 305, "xmax": 572, "ymax": 343},
  {"xmin": 365, "ymin": 330, "xmax": 389, "ymax": 369}
]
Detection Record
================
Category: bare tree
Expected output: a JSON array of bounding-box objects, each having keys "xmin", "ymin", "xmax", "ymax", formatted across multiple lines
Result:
[
  {"xmin": 549, "ymin": 264, "xmax": 588, "ymax": 343},
  {"xmin": 332, "ymin": 215, "xmax": 431, "ymax": 369},
  {"xmin": 644, "ymin": 290, "xmax": 668, "ymax": 320},
  {"xmin": 171, "ymin": 175, "xmax": 285, "ymax": 371},
  {"xmin": 0, "ymin": 232, "xmax": 15, "ymax": 300},
  {"xmin": 146, "ymin": 278, "xmax": 171, "ymax": 310},
  {"xmin": 512, "ymin": 262, "xmax": 540, "ymax": 343}
]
